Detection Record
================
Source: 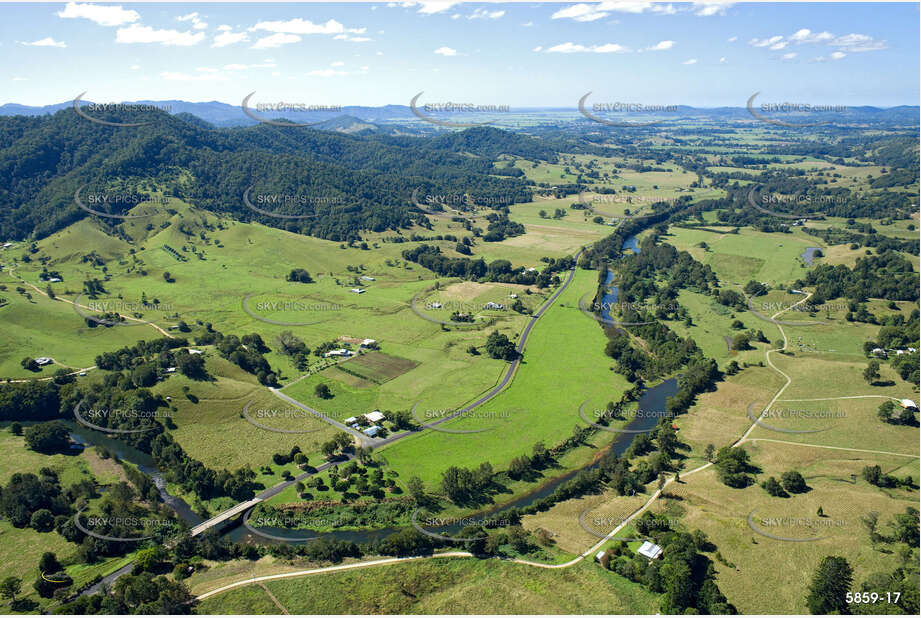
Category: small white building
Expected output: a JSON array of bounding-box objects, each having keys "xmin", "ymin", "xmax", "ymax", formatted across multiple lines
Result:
[
  {"xmin": 343, "ymin": 416, "xmax": 358, "ymax": 425},
  {"xmin": 483, "ymin": 302, "xmax": 504, "ymax": 310},
  {"xmin": 363, "ymin": 425, "xmax": 382, "ymax": 437},
  {"xmin": 165, "ymin": 367, "xmax": 177, "ymax": 373},
  {"xmin": 324, "ymin": 349, "xmax": 352, "ymax": 358},
  {"xmin": 594, "ymin": 550, "xmax": 606, "ymax": 563},
  {"xmin": 34, "ymin": 357, "xmax": 53, "ymax": 366},
  {"xmin": 47, "ymin": 277, "xmax": 62, "ymax": 283},
  {"xmin": 364, "ymin": 410, "xmax": 386, "ymax": 423},
  {"xmin": 360, "ymin": 338, "xmax": 376, "ymax": 348},
  {"xmin": 900, "ymin": 399, "xmax": 918, "ymax": 411},
  {"xmin": 2, "ymin": 242, "xmax": 13, "ymax": 249},
  {"xmin": 187, "ymin": 349, "xmax": 203, "ymax": 355},
  {"xmin": 637, "ymin": 541, "xmax": 663, "ymax": 560},
  {"xmin": 430, "ymin": 302, "xmax": 443, "ymax": 309},
  {"xmin": 350, "ymin": 288, "xmax": 366, "ymax": 294},
  {"xmin": 871, "ymin": 348, "xmax": 887, "ymax": 358},
  {"xmin": 509, "ymin": 293, "xmax": 518, "ymax": 299},
  {"xmin": 360, "ymin": 276, "xmax": 375, "ymax": 281}
]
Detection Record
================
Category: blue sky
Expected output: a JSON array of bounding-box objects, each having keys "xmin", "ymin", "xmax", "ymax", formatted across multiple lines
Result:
[{"xmin": 2, "ymin": 2, "xmax": 917, "ymax": 107}]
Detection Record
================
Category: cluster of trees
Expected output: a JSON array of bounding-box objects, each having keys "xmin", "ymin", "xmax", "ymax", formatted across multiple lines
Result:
[
  {"xmin": 484, "ymin": 331, "xmax": 518, "ymax": 361},
  {"xmin": 440, "ymin": 462, "xmax": 495, "ymax": 505},
  {"xmin": 402, "ymin": 244, "xmax": 572, "ymax": 287},
  {"xmin": 714, "ymin": 446, "xmax": 758, "ymax": 488},
  {"xmin": 877, "ymin": 400, "xmax": 917, "ymax": 426},
  {"xmin": 482, "ymin": 214, "xmax": 525, "ymax": 242},
  {"xmin": 94, "ymin": 337, "xmax": 190, "ymax": 372},
  {"xmin": 320, "ymin": 432, "xmax": 354, "ymax": 458},
  {"xmin": 862, "ymin": 464, "xmax": 914, "ymax": 489},
  {"xmin": 0, "ymin": 469, "xmax": 69, "ymax": 530},
  {"xmin": 207, "ymin": 332, "xmax": 275, "ymax": 385},
  {"xmin": 275, "ymin": 330, "xmax": 311, "ymax": 372},
  {"xmin": 795, "ymin": 253, "xmax": 919, "ymax": 304},
  {"xmin": 761, "ymin": 470, "xmax": 808, "ymax": 497},
  {"xmin": 600, "ymin": 526, "xmax": 736, "ymax": 614},
  {"xmin": 23, "ymin": 421, "xmax": 71, "ymax": 454},
  {"xmin": 286, "ymin": 268, "xmax": 313, "ymax": 283}
]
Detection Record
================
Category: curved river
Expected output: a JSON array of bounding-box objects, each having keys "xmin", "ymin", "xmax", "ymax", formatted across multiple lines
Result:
[{"xmin": 72, "ymin": 235, "xmax": 677, "ymax": 545}]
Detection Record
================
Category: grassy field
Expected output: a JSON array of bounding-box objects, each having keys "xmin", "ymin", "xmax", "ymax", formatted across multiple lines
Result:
[
  {"xmin": 0, "ymin": 425, "xmax": 141, "ymax": 611},
  {"xmin": 0, "ymin": 424, "xmax": 97, "ymax": 486},
  {"xmin": 0, "ymin": 266, "xmax": 144, "ymax": 379},
  {"xmin": 380, "ymin": 268, "xmax": 632, "ymax": 488},
  {"xmin": 667, "ymin": 442, "xmax": 918, "ymax": 614},
  {"xmin": 196, "ymin": 558, "xmax": 660, "ymax": 614},
  {"xmin": 663, "ymin": 226, "xmax": 822, "ymax": 286},
  {"xmin": 663, "ymin": 289, "xmax": 771, "ymax": 368},
  {"xmin": 149, "ymin": 354, "xmax": 340, "ymax": 473}
]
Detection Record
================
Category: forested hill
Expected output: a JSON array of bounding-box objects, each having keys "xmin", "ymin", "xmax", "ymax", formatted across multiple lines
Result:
[{"xmin": 0, "ymin": 111, "xmax": 556, "ymax": 242}]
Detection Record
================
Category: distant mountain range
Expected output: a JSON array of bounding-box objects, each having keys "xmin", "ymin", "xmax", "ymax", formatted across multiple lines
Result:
[{"xmin": 1, "ymin": 99, "xmax": 918, "ymax": 129}]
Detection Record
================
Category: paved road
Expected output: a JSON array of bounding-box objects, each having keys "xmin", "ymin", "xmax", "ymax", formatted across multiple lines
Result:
[
  {"xmin": 193, "ymin": 285, "xmax": 910, "ymax": 603},
  {"xmin": 269, "ymin": 388, "xmax": 371, "ymax": 445},
  {"xmin": 83, "ymin": 249, "xmax": 585, "ymax": 593},
  {"xmin": 362, "ymin": 249, "xmax": 584, "ymax": 448}
]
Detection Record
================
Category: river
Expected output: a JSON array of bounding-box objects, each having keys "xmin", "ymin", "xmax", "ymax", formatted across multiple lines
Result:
[{"xmin": 71, "ymin": 233, "xmax": 677, "ymax": 545}]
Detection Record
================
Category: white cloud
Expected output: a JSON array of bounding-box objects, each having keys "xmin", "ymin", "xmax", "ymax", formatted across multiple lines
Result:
[
  {"xmin": 217, "ymin": 25, "xmax": 233, "ymax": 32},
  {"xmin": 213, "ymin": 30, "xmax": 248, "ymax": 47},
  {"xmin": 552, "ymin": 2, "xmax": 703, "ymax": 20},
  {"xmin": 57, "ymin": 2, "xmax": 139, "ymax": 27},
  {"xmin": 468, "ymin": 8, "xmax": 504, "ymax": 20},
  {"xmin": 11, "ymin": 77, "xmax": 29, "ymax": 81},
  {"xmin": 831, "ymin": 33, "xmax": 887, "ymax": 52},
  {"xmin": 551, "ymin": 3, "xmax": 613, "ymax": 22},
  {"xmin": 694, "ymin": 3, "xmax": 734, "ymax": 17},
  {"xmin": 116, "ymin": 24, "xmax": 205, "ymax": 46},
  {"xmin": 196, "ymin": 67, "xmax": 219, "ymax": 73},
  {"xmin": 750, "ymin": 35, "xmax": 784, "ymax": 48},
  {"xmin": 752, "ymin": 29, "xmax": 885, "ymax": 59},
  {"xmin": 682, "ymin": 58, "xmax": 697, "ymax": 64},
  {"xmin": 434, "ymin": 46, "xmax": 457, "ymax": 56},
  {"xmin": 177, "ymin": 12, "xmax": 207, "ymax": 30},
  {"xmin": 545, "ymin": 42, "xmax": 630, "ymax": 53},
  {"xmin": 252, "ymin": 33, "xmax": 302, "ymax": 49},
  {"xmin": 781, "ymin": 52, "xmax": 797, "ymax": 60},
  {"xmin": 830, "ymin": 51, "xmax": 846, "ymax": 59},
  {"xmin": 532, "ymin": 45, "xmax": 543, "ymax": 52},
  {"xmin": 522, "ymin": 21, "xmax": 534, "ymax": 27},
  {"xmin": 394, "ymin": 2, "xmax": 460, "ymax": 15},
  {"xmin": 719, "ymin": 56, "xmax": 728, "ymax": 63},
  {"xmin": 251, "ymin": 18, "xmax": 365, "ymax": 36},
  {"xmin": 727, "ymin": 36, "xmax": 737, "ymax": 42},
  {"xmin": 652, "ymin": 4, "xmax": 678, "ymax": 15},
  {"xmin": 19, "ymin": 37, "xmax": 66, "ymax": 48},
  {"xmin": 646, "ymin": 40, "xmax": 675, "ymax": 51},
  {"xmin": 331, "ymin": 61, "xmax": 345, "ymax": 67},
  {"xmin": 130, "ymin": 64, "xmax": 140, "ymax": 70}
]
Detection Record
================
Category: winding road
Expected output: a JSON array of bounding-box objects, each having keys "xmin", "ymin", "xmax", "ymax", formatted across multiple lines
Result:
[{"xmin": 192, "ymin": 276, "xmax": 919, "ymax": 604}]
